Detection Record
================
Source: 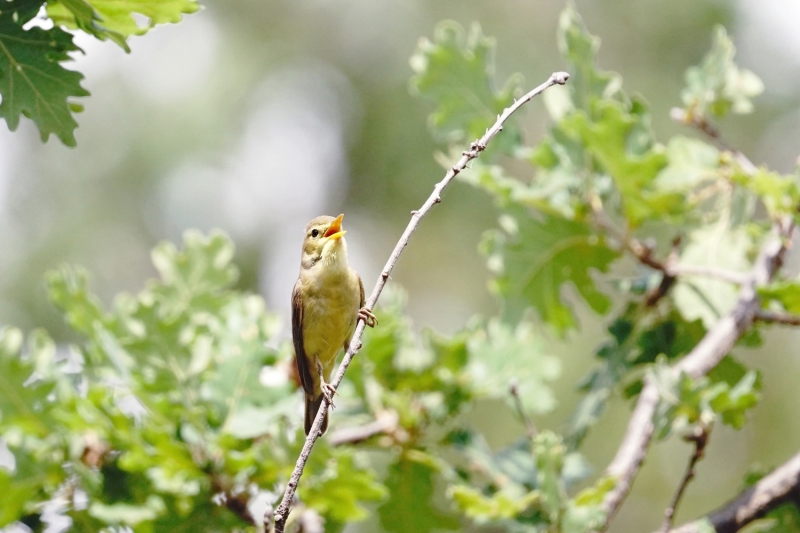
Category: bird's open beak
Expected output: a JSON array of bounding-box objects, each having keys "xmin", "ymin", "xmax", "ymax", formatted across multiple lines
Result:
[{"xmin": 324, "ymin": 214, "xmax": 346, "ymax": 240}]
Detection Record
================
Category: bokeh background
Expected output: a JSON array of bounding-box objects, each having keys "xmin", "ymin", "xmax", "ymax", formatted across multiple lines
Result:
[{"xmin": 2, "ymin": 0, "xmax": 800, "ymax": 530}]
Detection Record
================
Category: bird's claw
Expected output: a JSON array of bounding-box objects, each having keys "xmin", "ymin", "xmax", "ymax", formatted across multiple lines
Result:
[
  {"xmin": 358, "ymin": 307, "xmax": 378, "ymax": 328},
  {"xmin": 321, "ymin": 382, "xmax": 337, "ymax": 409}
]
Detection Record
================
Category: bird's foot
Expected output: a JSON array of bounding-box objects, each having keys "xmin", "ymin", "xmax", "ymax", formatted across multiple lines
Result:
[
  {"xmin": 321, "ymin": 382, "xmax": 337, "ymax": 409},
  {"xmin": 358, "ymin": 307, "xmax": 378, "ymax": 328}
]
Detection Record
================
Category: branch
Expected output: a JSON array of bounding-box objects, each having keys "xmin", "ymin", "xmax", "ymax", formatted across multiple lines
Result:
[
  {"xmin": 668, "ymin": 265, "xmax": 748, "ymax": 285},
  {"xmin": 667, "ymin": 449, "xmax": 800, "ymax": 533},
  {"xmin": 670, "ymin": 108, "xmax": 758, "ymax": 174},
  {"xmin": 268, "ymin": 71, "xmax": 570, "ymax": 532},
  {"xmin": 628, "ymin": 236, "xmax": 748, "ymax": 285},
  {"xmin": 328, "ymin": 410, "xmax": 400, "ymax": 447},
  {"xmin": 658, "ymin": 425, "xmax": 710, "ymax": 533},
  {"xmin": 509, "ymin": 378, "xmax": 537, "ymax": 440},
  {"xmin": 755, "ymin": 309, "xmax": 800, "ymax": 327},
  {"xmin": 599, "ymin": 218, "xmax": 792, "ymax": 530},
  {"xmin": 597, "ymin": 104, "xmax": 796, "ymax": 529}
]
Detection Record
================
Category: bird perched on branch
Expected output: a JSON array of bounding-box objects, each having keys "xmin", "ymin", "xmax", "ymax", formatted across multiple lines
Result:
[{"xmin": 292, "ymin": 214, "xmax": 377, "ymax": 435}]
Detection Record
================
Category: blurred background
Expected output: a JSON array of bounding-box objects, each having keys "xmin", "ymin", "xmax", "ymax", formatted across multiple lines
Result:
[{"xmin": 2, "ymin": 0, "xmax": 800, "ymax": 530}]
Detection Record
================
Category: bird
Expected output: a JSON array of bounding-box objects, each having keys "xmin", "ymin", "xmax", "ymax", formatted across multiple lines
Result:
[{"xmin": 291, "ymin": 214, "xmax": 377, "ymax": 435}]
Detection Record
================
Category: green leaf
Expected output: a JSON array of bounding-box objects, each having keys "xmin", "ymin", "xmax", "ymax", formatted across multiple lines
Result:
[
  {"xmin": 561, "ymin": 99, "xmax": 680, "ymax": 227},
  {"xmin": 482, "ymin": 205, "xmax": 619, "ymax": 333},
  {"xmin": 467, "ymin": 319, "xmax": 560, "ymax": 414},
  {"xmin": 0, "ymin": 327, "xmax": 58, "ymax": 437},
  {"xmin": 450, "ymin": 485, "xmax": 539, "ymax": 521},
  {"xmin": 410, "ymin": 20, "xmax": 523, "ymax": 152},
  {"xmin": 89, "ymin": 495, "xmax": 167, "ymax": 525},
  {"xmin": 732, "ymin": 168, "xmax": 800, "ymax": 219},
  {"xmin": 450, "ymin": 431, "xmax": 538, "ymax": 491},
  {"xmin": 562, "ymin": 477, "xmax": 614, "ymax": 533},
  {"xmin": 0, "ymin": 14, "xmax": 90, "ymax": 146},
  {"xmin": 299, "ymin": 450, "xmax": 387, "ymax": 523},
  {"xmin": 534, "ymin": 431, "xmax": 566, "ymax": 523},
  {"xmin": 652, "ymin": 362, "xmax": 761, "ymax": 438},
  {"xmin": 673, "ymin": 225, "xmax": 754, "ymax": 328},
  {"xmin": 46, "ymin": 266, "xmax": 108, "ymax": 337},
  {"xmin": 567, "ymin": 308, "xmax": 705, "ymax": 448},
  {"xmin": 760, "ymin": 281, "xmax": 800, "ymax": 313},
  {"xmin": 378, "ymin": 458, "xmax": 460, "ymax": 533},
  {"xmin": 655, "ymin": 135, "xmax": 721, "ymax": 191},
  {"xmin": 48, "ymin": 0, "xmax": 200, "ymax": 50},
  {"xmin": 556, "ymin": 6, "xmax": 622, "ymax": 111},
  {"xmin": 681, "ymin": 25, "xmax": 763, "ymax": 119}
]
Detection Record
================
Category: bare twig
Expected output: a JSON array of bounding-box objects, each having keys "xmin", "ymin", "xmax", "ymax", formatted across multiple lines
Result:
[
  {"xmin": 328, "ymin": 410, "xmax": 400, "ymax": 446},
  {"xmin": 667, "ymin": 449, "xmax": 800, "ymax": 533},
  {"xmin": 755, "ymin": 309, "xmax": 800, "ymax": 327},
  {"xmin": 509, "ymin": 379, "xmax": 537, "ymax": 439},
  {"xmin": 668, "ymin": 265, "xmax": 748, "ymax": 285},
  {"xmin": 269, "ymin": 71, "xmax": 570, "ymax": 532},
  {"xmin": 628, "ymin": 237, "xmax": 747, "ymax": 285},
  {"xmin": 658, "ymin": 425, "xmax": 710, "ymax": 533}
]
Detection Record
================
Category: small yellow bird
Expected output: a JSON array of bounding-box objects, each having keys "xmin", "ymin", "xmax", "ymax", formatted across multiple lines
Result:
[{"xmin": 292, "ymin": 214, "xmax": 376, "ymax": 435}]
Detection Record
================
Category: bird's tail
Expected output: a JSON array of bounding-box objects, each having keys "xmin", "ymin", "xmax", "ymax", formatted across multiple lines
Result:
[{"xmin": 304, "ymin": 394, "xmax": 329, "ymax": 435}]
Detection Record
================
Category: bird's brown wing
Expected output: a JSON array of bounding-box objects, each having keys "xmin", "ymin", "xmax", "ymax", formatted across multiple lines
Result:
[
  {"xmin": 292, "ymin": 280, "xmax": 314, "ymax": 396},
  {"xmin": 357, "ymin": 273, "xmax": 365, "ymax": 308}
]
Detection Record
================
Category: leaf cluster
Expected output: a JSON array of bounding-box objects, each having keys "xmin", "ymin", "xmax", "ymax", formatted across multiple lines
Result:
[
  {"xmin": 409, "ymin": 5, "xmax": 800, "ymax": 530},
  {"xmin": 0, "ymin": 0, "xmax": 198, "ymax": 146}
]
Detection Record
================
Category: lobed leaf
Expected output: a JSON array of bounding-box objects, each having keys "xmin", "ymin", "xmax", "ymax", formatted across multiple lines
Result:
[
  {"xmin": 482, "ymin": 205, "xmax": 619, "ymax": 333},
  {"xmin": 0, "ymin": 13, "xmax": 89, "ymax": 146},
  {"xmin": 680, "ymin": 26, "xmax": 763, "ymax": 119},
  {"xmin": 48, "ymin": 0, "xmax": 200, "ymax": 50},
  {"xmin": 410, "ymin": 21, "xmax": 523, "ymax": 153}
]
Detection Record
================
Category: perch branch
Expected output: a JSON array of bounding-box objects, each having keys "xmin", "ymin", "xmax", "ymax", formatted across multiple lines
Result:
[
  {"xmin": 667, "ymin": 449, "xmax": 800, "ymax": 533},
  {"xmin": 269, "ymin": 71, "xmax": 570, "ymax": 532}
]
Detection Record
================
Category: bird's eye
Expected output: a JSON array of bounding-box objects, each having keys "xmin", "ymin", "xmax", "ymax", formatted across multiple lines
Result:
[{"xmin": 311, "ymin": 229, "xmax": 320, "ymax": 238}]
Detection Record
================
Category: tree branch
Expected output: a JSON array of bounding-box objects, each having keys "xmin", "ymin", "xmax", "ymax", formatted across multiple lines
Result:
[
  {"xmin": 670, "ymin": 108, "xmax": 758, "ymax": 174},
  {"xmin": 596, "ymin": 104, "xmax": 796, "ymax": 530},
  {"xmin": 509, "ymin": 378, "xmax": 537, "ymax": 440},
  {"xmin": 328, "ymin": 410, "xmax": 400, "ymax": 447},
  {"xmin": 599, "ymin": 218, "xmax": 792, "ymax": 530},
  {"xmin": 755, "ymin": 309, "xmax": 800, "ymax": 327},
  {"xmin": 658, "ymin": 425, "xmax": 710, "ymax": 533},
  {"xmin": 667, "ymin": 449, "xmax": 800, "ymax": 533},
  {"xmin": 268, "ymin": 71, "xmax": 570, "ymax": 532}
]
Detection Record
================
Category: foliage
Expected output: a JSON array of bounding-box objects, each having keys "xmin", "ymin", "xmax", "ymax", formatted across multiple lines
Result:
[
  {"xmin": 409, "ymin": 6, "xmax": 797, "ymax": 532},
  {"xmin": 1, "ymin": 232, "xmax": 388, "ymax": 530},
  {"xmin": 4, "ymin": 4, "xmax": 800, "ymax": 533},
  {"xmin": 0, "ymin": 0, "xmax": 199, "ymax": 146}
]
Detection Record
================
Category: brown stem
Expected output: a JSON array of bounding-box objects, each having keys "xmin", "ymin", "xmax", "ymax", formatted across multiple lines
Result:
[
  {"xmin": 658, "ymin": 425, "xmax": 710, "ymax": 533},
  {"xmin": 269, "ymin": 71, "xmax": 570, "ymax": 532},
  {"xmin": 667, "ymin": 449, "xmax": 800, "ymax": 533},
  {"xmin": 755, "ymin": 309, "xmax": 800, "ymax": 327},
  {"xmin": 509, "ymin": 378, "xmax": 537, "ymax": 439},
  {"xmin": 328, "ymin": 410, "xmax": 400, "ymax": 446}
]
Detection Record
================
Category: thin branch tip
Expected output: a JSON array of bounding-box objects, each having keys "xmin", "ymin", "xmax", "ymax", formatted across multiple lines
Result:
[{"xmin": 552, "ymin": 71, "xmax": 570, "ymax": 84}]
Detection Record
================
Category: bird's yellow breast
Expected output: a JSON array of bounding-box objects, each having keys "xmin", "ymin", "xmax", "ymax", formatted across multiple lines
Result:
[{"xmin": 300, "ymin": 266, "xmax": 361, "ymax": 375}]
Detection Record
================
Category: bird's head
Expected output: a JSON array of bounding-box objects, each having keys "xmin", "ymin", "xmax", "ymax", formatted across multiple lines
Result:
[{"xmin": 300, "ymin": 214, "xmax": 349, "ymax": 270}]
